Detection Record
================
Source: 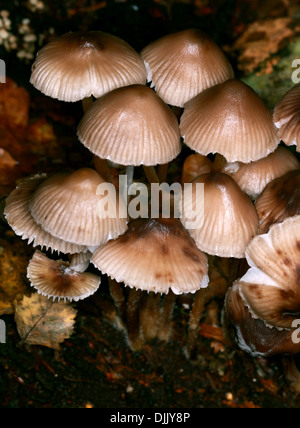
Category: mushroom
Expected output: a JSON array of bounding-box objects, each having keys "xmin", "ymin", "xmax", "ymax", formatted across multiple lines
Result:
[
  {"xmin": 28, "ymin": 250, "xmax": 100, "ymax": 302},
  {"xmin": 237, "ymin": 215, "xmax": 300, "ymax": 330},
  {"xmin": 77, "ymin": 84, "xmax": 181, "ymax": 184},
  {"xmin": 273, "ymin": 84, "xmax": 300, "ymax": 151},
  {"xmin": 91, "ymin": 217, "xmax": 209, "ymax": 350},
  {"xmin": 224, "ymin": 282, "xmax": 300, "ymax": 358},
  {"xmin": 30, "ymin": 31, "xmax": 147, "ymax": 106},
  {"xmin": 219, "ymin": 146, "xmax": 300, "ymax": 200},
  {"xmin": 180, "ymin": 79, "xmax": 280, "ymax": 163},
  {"xmin": 181, "ymin": 154, "xmax": 212, "ymax": 185},
  {"xmin": 141, "ymin": 28, "xmax": 234, "ymax": 108},
  {"xmin": 4, "ymin": 174, "xmax": 87, "ymax": 255},
  {"xmin": 28, "ymin": 168, "xmax": 128, "ymax": 248},
  {"xmin": 255, "ymin": 169, "xmax": 300, "ymax": 233},
  {"xmin": 181, "ymin": 172, "xmax": 259, "ymax": 258}
]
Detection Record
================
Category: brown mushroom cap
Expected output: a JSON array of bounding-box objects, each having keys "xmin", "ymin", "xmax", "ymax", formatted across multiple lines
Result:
[
  {"xmin": 29, "ymin": 168, "xmax": 128, "ymax": 247},
  {"xmin": 242, "ymin": 215, "xmax": 300, "ymax": 329},
  {"xmin": 4, "ymin": 175, "xmax": 87, "ymax": 254},
  {"xmin": 273, "ymin": 84, "xmax": 300, "ymax": 151},
  {"xmin": 30, "ymin": 31, "xmax": 147, "ymax": 102},
  {"xmin": 77, "ymin": 84, "xmax": 181, "ymax": 166},
  {"xmin": 225, "ymin": 283, "xmax": 300, "ymax": 357},
  {"xmin": 181, "ymin": 172, "xmax": 259, "ymax": 258},
  {"xmin": 221, "ymin": 146, "xmax": 300, "ymax": 200},
  {"xmin": 181, "ymin": 154, "xmax": 212, "ymax": 185},
  {"xmin": 255, "ymin": 169, "xmax": 300, "ymax": 233},
  {"xmin": 91, "ymin": 218, "xmax": 209, "ymax": 295},
  {"xmin": 141, "ymin": 29, "xmax": 234, "ymax": 107},
  {"xmin": 28, "ymin": 250, "xmax": 101, "ymax": 302},
  {"xmin": 180, "ymin": 79, "xmax": 280, "ymax": 163}
]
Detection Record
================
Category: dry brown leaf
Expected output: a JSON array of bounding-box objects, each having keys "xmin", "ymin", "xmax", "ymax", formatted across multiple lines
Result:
[
  {"xmin": 0, "ymin": 238, "xmax": 28, "ymax": 315},
  {"xmin": 15, "ymin": 293, "xmax": 77, "ymax": 350},
  {"xmin": 0, "ymin": 78, "xmax": 30, "ymax": 129},
  {"xmin": 231, "ymin": 17, "xmax": 295, "ymax": 74}
]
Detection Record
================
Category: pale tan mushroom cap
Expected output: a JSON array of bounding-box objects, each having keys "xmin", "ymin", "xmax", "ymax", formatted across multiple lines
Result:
[
  {"xmin": 181, "ymin": 172, "xmax": 259, "ymax": 258},
  {"xmin": 29, "ymin": 168, "xmax": 128, "ymax": 247},
  {"xmin": 180, "ymin": 79, "xmax": 280, "ymax": 163},
  {"xmin": 28, "ymin": 250, "xmax": 101, "ymax": 302},
  {"xmin": 77, "ymin": 85, "xmax": 181, "ymax": 166},
  {"xmin": 273, "ymin": 85, "xmax": 300, "ymax": 127},
  {"xmin": 30, "ymin": 31, "xmax": 147, "ymax": 102},
  {"xmin": 221, "ymin": 146, "xmax": 300, "ymax": 199},
  {"xmin": 4, "ymin": 175, "xmax": 87, "ymax": 254},
  {"xmin": 240, "ymin": 216, "xmax": 300, "ymax": 328},
  {"xmin": 91, "ymin": 218, "xmax": 209, "ymax": 295},
  {"xmin": 141, "ymin": 29, "xmax": 234, "ymax": 107},
  {"xmin": 255, "ymin": 169, "xmax": 300, "ymax": 233}
]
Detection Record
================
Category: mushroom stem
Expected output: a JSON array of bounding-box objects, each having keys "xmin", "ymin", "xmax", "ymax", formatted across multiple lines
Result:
[
  {"xmin": 140, "ymin": 292, "xmax": 161, "ymax": 340},
  {"xmin": 125, "ymin": 288, "xmax": 144, "ymax": 351},
  {"xmin": 81, "ymin": 96, "xmax": 94, "ymax": 114},
  {"xmin": 157, "ymin": 163, "xmax": 169, "ymax": 183},
  {"xmin": 108, "ymin": 278, "xmax": 126, "ymax": 322},
  {"xmin": 185, "ymin": 287, "xmax": 207, "ymax": 359},
  {"xmin": 143, "ymin": 165, "xmax": 160, "ymax": 184},
  {"xmin": 93, "ymin": 156, "xmax": 113, "ymax": 183},
  {"xmin": 157, "ymin": 291, "xmax": 177, "ymax": 341}
]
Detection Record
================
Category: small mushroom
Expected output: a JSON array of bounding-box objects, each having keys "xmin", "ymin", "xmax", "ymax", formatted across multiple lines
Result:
[
  {"xmin": 181, "ymin": 154, "xmax": 212, "ymax": 185},
  {"xmin": 28, "ymin": 168, "xmax": 128, "ymax": 248},
  {"xmin": 273, "ymin": 84, "xmax": 300, "ymax": 151},
  {"xmin": 238, "ymin": 215, "xmax": 300, "ymax": 330},
  {"xmin": 224, "ymin": 282, "xmax": 300, "ymax": 357},
  {"xmin": 180, "ymin": 79, "xmax": 280, "ymax": 163},
  {"xmin": 4, "ymin": 174, "xmax": 87, "ymax": 254},
  {"xmin": 141, "ymin": 28, "xmax": 234, "ymax": 108},
  {"xmin": 30, "ymin": 31, "xmax": 147, "ymax": 104},
  {"xmin": 77, "ymin": 84, "xmax": 181, "ymax": 184},
  {"xmin": 28, "ymin": 250, "xmax": 100, "ymax": 302},
  {"xmin": 181, "ymin": 172, "xmax": 259, "ymax": 258},
  {"xmin": 255, "ymin": 169, "xmax": 300, "ymax": 233},
  {"xmin": 220, "ymin": 146, "xmax": 300, "ymax": 200},
  {"xmin": 91, "ymin": 217, "xmax": 209, "ymax": 350}
]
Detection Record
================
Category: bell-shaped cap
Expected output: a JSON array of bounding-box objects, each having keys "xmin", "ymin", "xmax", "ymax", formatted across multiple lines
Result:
[
  {"xmin": 181, "ymin": 172, "xmax": 259, "ymax": 258},
  {"xmin": 273, "ymin": 84, "xmax": 300, "ymax": 151},
  {"xmin": 91, "ymin": 218, "xmax": 209, "ymax": 295},
  {"xmin": 29, "ymin": 168, "xmax": 128, "ymax": 247},
  {"xmin": 180, "ymin": 79, "xmax": 280, "ymax": 163},
  {"xmin": 221, "ymin": 146, "xmax": 300, "ymax": 200},
  {"xmin": 30, "ymin": 31, "xmax": 147, "ymax": 102},
  {"xmin": 27, "ymin": 250, "xmax": 100, "ymax": 302},
  {"xmin": 141, "ymin": 29, "xmax": 234, "ymax": 107},
  {"xmin": 242, "ymin": 216, "xmax": 300, "ymax": 329},
  {"xmin": 77, "ymin": 85, "xmax": 181, "ymax": 166},
  {"xmin": 225, "ymin": 283, "xmax": 300, "ymax": 357},
  {"xmin": 255, "ymin": 169, "xmax": 300, "ymax": 233},
  {"xmin": 4, "ymin": 175, "xmax": 87, "ymax": 254}
]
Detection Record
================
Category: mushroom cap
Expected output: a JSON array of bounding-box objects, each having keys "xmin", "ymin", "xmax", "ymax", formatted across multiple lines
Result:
[
  {"xmin": 242, "ymin": 215, "xmax": 300, "ymax": 329},
  {"xmin": 255, "ymin": 169, "xmax": 300, "ymax": 233},
  {"xmin": 221, "ymin": 146, "xmax": 300, "ymax": 200},
  {"xmin": 29, "ymin": 168, "xmax": 128, "ymax": 247},
  {"xmin": 181, "ymin": 154, "xmax": 212, "ymax": 185},
  {"xmin": 30, "ymin": 31, "xmax": 147, "ymax": 102},
  {"xmin": 4, "ymin": 175, "xmax": 87, "ymax": 254},
  {"xmin": 180, "ymin": 79, "xmax": 280, "ymax": 163},
  {"xmin": 181, "ymin": 172, "xmax": 259, "ymax": 258},
  {"xmin": 225, "ymin": 282, "xmax": 300, "ymax": 357},
  {"xmin": 91, "ymin": 217, "xmax": 209, "ymax": 295},
  {"xmin": 28, "ymin": 250, "xmax": 101, "ymax": 302},
  {"xmin": 77, "ymin": 85, "xmax": 181, "ymax": 166},
  {"xmin": 141, "ymin": 28, "xmax": 234, "ymax": 107},
  {"xmin": 273, "ymin": 84, "xmax": 300, "ymax": 151}
]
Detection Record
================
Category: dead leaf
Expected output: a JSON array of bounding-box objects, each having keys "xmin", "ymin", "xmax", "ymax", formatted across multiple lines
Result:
[
  {"xmin": 0, "ymin": 238, "xmax": 28, "ymax": 315},
  {"xmin": 15, "ymin": 293, "xmax": 77, "ymax": 350},
  {"xmin": 0, "ymin": 78, "xmax": 30, "ymax": 129}
]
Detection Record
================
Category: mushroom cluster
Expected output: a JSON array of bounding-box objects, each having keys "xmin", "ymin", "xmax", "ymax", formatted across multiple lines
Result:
[{"xmin": 4, "ymin": 28, "xmax": 300, "ymax": 359}]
